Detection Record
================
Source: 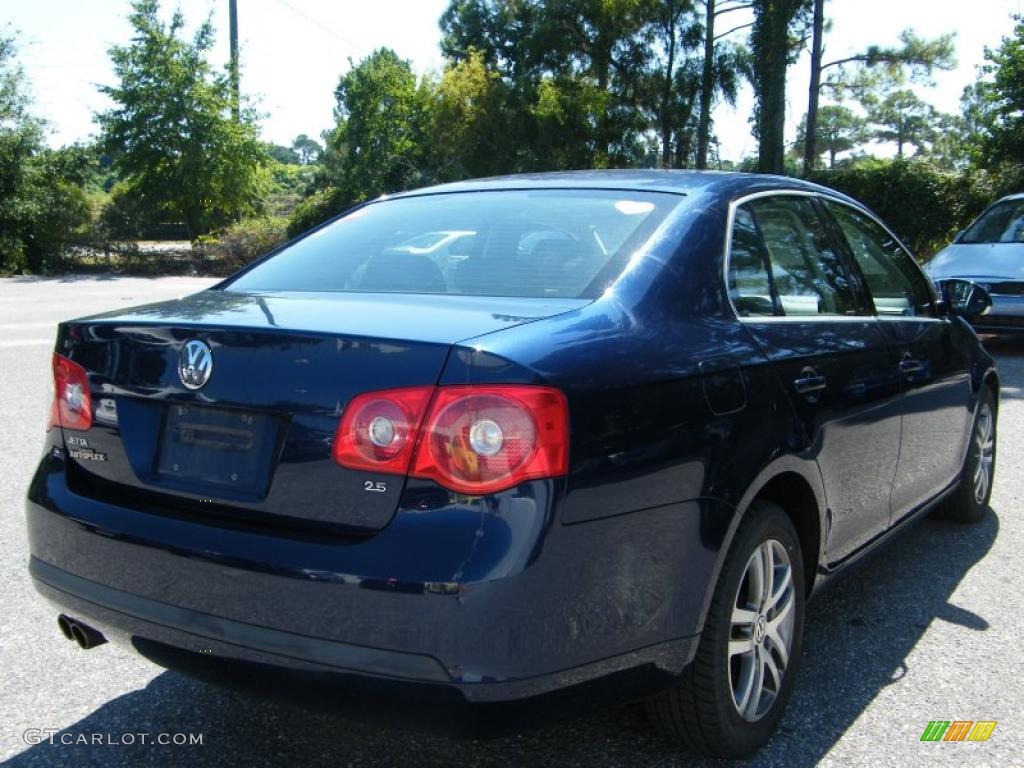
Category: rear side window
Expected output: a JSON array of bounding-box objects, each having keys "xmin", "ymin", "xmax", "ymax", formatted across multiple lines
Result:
[
  {"xmin": 226, "ymin": 190, "xmax": 682, "ymax": 299},
  {"xmin": 733, "ymin": 196, "xmax": 858, "ymax": 317},
  {"xmin": 727, "ymin": 207, "xmax": 777, "ymax": 316},
  {"xmin": 826, "ymin": 202, "xmax": 934, "ymax": 317}
]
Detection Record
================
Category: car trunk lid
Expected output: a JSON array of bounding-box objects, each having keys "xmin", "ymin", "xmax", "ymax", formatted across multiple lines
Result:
[{"xmin": 57, "ymin": 290, "xmax": 585, "ymax": 532}]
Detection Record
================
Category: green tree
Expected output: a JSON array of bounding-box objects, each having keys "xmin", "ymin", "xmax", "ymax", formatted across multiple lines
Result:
[
  {"xmin": 647, "ymin": 0, "xmax": 744, "ymax": 168},
  {"xmin": 750, "ymin": 0, "xmax": 812, "ymax": 173},
  {"xmin": 805, "ymin": 22, "xmax": 956, "ymax": 174},
  {"xmin": 537, "ymin": 0, "xmax": 657, "ymax": 165},
  {"xmin": 967, "ymin": 16, "xmax": 1024, "ymax": 191},
  {"xmin": 429, "ymin": 49, "xmax": 513, "ymax": 180},
  {"xmin": 322, "ymin": 48, "xmax": 433, "ymax": 202},
  {"xmin": 0, "ymin": 30, "xmax": 43, "ymax": 269},
  {"xmin": 290, "ymin": 133, "xmax": 322, "ymax": 165},
  {"xmin": 0, "ymin": 32, "xmax": 95, "ymax": 272},
  {"xmin": 796, "ymin": 103, "xmax": 866, "ymax": 168},
  {"xmin": 866, "ymin": 89, "xmax": 936, "ymax": 157},
  {"xmin": 440, "ymin": 0, "xmax": 659, "ymax": 168},
  {"xmin": 266, "ymin": 143, "xmax": 300, "ymax": 164},
  {"xmin": 695, "ymin": 0, "xmax": 752, "ymax": 168},
  {"xmin": 96, "ymin": 0, "xmax": 268, "ymax": 238}
]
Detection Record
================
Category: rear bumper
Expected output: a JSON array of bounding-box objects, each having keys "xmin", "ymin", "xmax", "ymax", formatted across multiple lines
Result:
[{"xmin": 26, "ymin": 448, "xmax": 720, "ymax": 704}]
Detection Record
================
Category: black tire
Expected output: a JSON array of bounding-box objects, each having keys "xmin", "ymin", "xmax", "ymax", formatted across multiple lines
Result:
[
  {"xmin": 934, "ymin": 387, "xmax": 997, "ymax": 524},
  {"xmin": 646, "ymin": 500, "xmax": 805, "ymax": 758}
]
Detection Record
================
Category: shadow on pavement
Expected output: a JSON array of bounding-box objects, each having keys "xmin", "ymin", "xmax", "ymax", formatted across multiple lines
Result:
[
  {"xmin": 6, "ymin": 274, "xmax": 125, "ymax": 283},
  {"xmin": 3, "ymin": 508, "xmax": 998, "ymax": 768}
]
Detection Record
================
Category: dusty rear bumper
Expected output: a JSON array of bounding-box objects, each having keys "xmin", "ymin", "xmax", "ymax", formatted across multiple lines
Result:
[
  {"xmin": 31, "ymin": 557, "xmax": 694, "ymax": 707},
  {"xmin": 27, "ymin": 449, "xmax": 717, "ymax": 704}
]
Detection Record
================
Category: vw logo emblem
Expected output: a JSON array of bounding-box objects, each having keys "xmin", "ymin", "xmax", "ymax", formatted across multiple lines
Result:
[{"xmin": 178, "ymin": 339, "xmax": 213, "ymax": 390}]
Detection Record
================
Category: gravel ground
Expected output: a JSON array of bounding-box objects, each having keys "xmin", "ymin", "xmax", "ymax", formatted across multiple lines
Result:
[{"xmin": 0, "ymin": 276, "xmax": 1021, "ymax": 767}]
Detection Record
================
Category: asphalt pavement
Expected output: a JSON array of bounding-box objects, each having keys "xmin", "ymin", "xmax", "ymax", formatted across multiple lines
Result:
[{"xmin": 1, "ymin": 276, "xmax": 1021, "ymax": 767}]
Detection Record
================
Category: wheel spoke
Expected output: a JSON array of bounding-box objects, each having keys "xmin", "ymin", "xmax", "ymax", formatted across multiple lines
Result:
[
  {"xmin": 749, "ymin": 546, "xmax": 765, "ymax": 609},
  {"xmin": 767, "ymin": 565, "xmax": 792, "ymax": 612},
  {"xmin": 734, "ymin": 655, "xmax": 757, "ymax": 715},
  {"xmin": 732, "ymin": 606, "xmax": 757, "ymax": 627},
  {"xmin": 761, "ymin": 543, "xmax": 774, "ymax": 609},
  {"xmin": 730, "ymin": 637, "xmax": 754, "ymax": 658},
  {"xmin": 744, "ymin": 648, "xmax": 766, "ymax": 719},
  {"xmin": 766, "ymin": 596, "xmax": 794, "ymax": 668},
  {"xmin": 763, "ymin": 647, "xmax": 783, "ymax": 692},
  {"xmin": 766, "ymin": 625, "xmax": 790, "ymax": 667}
]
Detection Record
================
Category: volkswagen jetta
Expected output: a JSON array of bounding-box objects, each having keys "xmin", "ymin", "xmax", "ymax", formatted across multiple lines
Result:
[{"xmin": 26, "ymin": 171, "xmax": 999, "ymax": 757}]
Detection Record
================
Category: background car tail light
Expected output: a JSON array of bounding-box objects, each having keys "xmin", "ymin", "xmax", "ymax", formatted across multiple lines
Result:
[
  {"xmin": 332, "ymin": 387, "xmax": 434, "ymax": 474},
  {"xmin": 50, "ymin": 353, "xmax": 92, "ymax": 431},
  {"xmin": 333, "ymin": 385, "xmax": 569, "ymax": 495}
]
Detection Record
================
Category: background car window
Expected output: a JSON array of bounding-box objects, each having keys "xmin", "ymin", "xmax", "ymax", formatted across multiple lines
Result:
[
  {"xmin": 959, "ymin": 198, "xmax": 1024, "ymax": 243},
  {"xmin": 227, "ymin": 190, "xmax": 681, "ymax": 299},
  {"xmin": 744, "ymin": 197, "xmax": 858, "ymax": 317},
  {"xmin": 826, "ymin": 202, "xmax": 934, "ymax": 317},
  {"xmin": 727, "ymin": 207, "xmax": 777, "ymax": 316}
]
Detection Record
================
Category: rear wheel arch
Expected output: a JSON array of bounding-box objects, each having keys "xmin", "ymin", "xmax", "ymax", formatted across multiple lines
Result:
[
  {"xmin": 697, "ymin": 461, "xmax": 824, "ymax": 634},
  {"xmin": 749, "ymin": 472, "xmax": 821, "ymax": 597},
  {"xmin": 983, "ymin": 369, "xmax": 999, "ymax": 404}
]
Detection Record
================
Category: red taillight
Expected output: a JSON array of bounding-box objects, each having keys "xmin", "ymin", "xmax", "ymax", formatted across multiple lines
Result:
[
  {"xmin": 332, "ymin": 385, "xmax": 569, "ymax": 495},
  {"xmin": 411, "ymin": 386, "xmax": 568, "ymax": 494},
  {"xmin": 50, "ymin": 353, "xmax": 92, "ymax": 431},
  {"xmin": 332, "ymin": 387, "xmax": 434, "ymax": 474}
]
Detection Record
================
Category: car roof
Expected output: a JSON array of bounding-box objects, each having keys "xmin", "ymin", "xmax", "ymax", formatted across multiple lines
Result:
[{"xmin": 386, "ymin": 169, "xmax": 858, "ymax": 205}]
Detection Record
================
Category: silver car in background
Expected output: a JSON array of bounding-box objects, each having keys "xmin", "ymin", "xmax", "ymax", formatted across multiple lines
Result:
[{"xmin": 926, "ymin": 193, "xmax": 1024, "ymax": 334}]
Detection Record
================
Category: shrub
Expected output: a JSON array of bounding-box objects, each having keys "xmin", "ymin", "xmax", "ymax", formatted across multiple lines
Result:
[
  {"xmin": 286, "ymin": 187, "xmax": 352, "ymax": 238},
  {"xmin": 0, "ymin": 144, "xmax": 96, "ymax": 274},
  {"xmin": 810, "ymin": 158, "xmax": 992, "ymax": 260},
  {"xmin": 98, "ymin": 182, "xmax": 154, "ymax": 240},
  {"xmin": 196, "ymin": 216, "xmax": 289, "ymax": 275},
  {"xmin": 0, "ymin": 234, "xmax": 27, "ymax": 273}
]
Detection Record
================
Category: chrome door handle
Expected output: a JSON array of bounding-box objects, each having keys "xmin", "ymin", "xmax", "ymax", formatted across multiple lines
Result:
[
  {"xmin": 793, "ymin": 371, "xmax": 827, "ymax": 395},
  {"xmin": 899, "ymin": 358, "xmax": 923, "ymax": 374}
]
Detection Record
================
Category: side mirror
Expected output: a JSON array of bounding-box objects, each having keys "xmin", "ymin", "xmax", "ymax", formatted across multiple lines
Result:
[{"xmin": 936, "ymin": 279, "xmax": 992, "ymax": 320}]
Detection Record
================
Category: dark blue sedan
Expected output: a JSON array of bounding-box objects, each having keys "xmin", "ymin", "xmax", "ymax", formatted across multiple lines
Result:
[{"xmin": 27, "ymin": 171, "xmax": 999, "ymax": 757}]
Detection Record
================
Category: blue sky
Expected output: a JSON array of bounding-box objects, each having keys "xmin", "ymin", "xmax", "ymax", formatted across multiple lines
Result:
[{"xmin": 6, "ymin": 0, "xmax": 1023, "ymax": 161}]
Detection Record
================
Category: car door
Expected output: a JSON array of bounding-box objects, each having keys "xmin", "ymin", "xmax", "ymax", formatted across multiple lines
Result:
[
  {"xmin": 727, "ymin": 193, "xmax": 902, "ymax": 563},
  {"xmin": 822, "ymin": 200, "xmax": 974, "ymax": 523}
]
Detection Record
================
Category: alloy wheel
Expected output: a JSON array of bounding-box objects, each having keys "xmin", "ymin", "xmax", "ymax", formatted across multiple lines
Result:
[
  {"xmin": 729, "ymin": 539, "xmax": 796, "ymax": 722},
  {"xmin": 972, "ymin": 402, "xmax": 995, "ymax": 505}
]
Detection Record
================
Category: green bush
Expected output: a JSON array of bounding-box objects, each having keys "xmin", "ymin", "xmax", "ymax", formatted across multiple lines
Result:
[
  {"xmin": 286, "ymin": 187, "xmax": 352, "ymax": 238},
  {"xmin": 196, "ymin": 216, "xmax": 289, "ymax": 275},
  {"xmin": 264, "ymin": 161, "xmax": 317, "ymax": 219},
  {"xmin": 0, "ymin": 234, "xmax": 27, "ymax": 273},
  {"xmin": 810, "ymin": 158, "xmax": 993, "ymax": 260},
  {"xmin": 97, "ymin": 182, "xmax": 154, "ymax": 240},
  {"xmin": 0, "ymin": 145, "xmax": 96, "ymax": 274}
]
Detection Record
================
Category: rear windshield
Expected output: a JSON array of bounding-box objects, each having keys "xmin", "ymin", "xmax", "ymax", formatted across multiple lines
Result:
[
  {"xmin": 225, "ymin": 189, "xmax": 682, "ymax": 299},
  {"xmin": 960, "ymin": 199, "xmax": 1024, "ymax": 244}
]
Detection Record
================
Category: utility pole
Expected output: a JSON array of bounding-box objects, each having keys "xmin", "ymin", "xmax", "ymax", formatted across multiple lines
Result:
[{"xmin": 229, "ymin": 0, "xmax": 239, "ymax": 121}]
